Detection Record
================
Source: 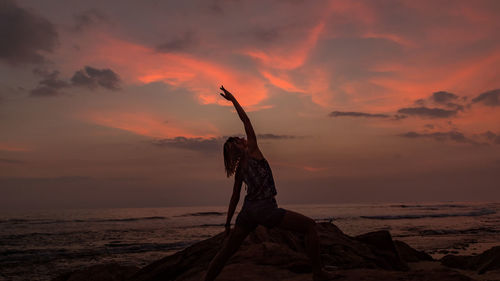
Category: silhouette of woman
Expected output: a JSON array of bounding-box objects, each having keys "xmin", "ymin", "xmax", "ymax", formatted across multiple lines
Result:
[{"xmin": 203, "ymin": 86, "xmax": 337, "ymax": 281}]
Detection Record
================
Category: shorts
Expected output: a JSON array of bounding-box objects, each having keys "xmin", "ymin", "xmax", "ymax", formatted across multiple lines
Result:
[{"xmin": 235, "ymin": 197, "xmax": 286, "ymax": 231}]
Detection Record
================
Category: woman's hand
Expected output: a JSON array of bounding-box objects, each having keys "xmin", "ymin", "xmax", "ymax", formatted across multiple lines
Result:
[{"xmin": 219, "ymin": 85, "xmax": 235, "ymax": 101}]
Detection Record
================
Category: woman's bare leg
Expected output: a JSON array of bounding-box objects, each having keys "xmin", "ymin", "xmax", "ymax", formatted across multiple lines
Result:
[
  {"xmin": 278, "ymin": 210, "xmax": 337, "ymax": 280},
  {"xmin": 203, "ymin": 225, "xmax": 252, "ymax": 281}
]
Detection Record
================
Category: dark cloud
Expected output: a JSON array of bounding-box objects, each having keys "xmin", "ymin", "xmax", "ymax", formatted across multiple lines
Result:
[
  {"xmin": 31, "ymin": 66, "xmax": 121, "ymax": 97},
  {"xmin": 152, "ymin": 137, "xmax": 219, "ymax": 152},
  {"xmin": 73, "ymin": 9, "xmax": 108, "ymax": 32},
  {"xmin": 0, "ymin": 158, "xmax": 24, "ymax": 164},
  {"xmin": 258, "ymin": 133, "xmax": 298, "ymax": 139},
  {"xmin": 71, "ymin": 66, "xmax": 121, "ymax": 90},
  {"xmin": 414, "ymin": 98, "xmax": 426, "ymax": 106},
  {"xmin": 471, "ymin": 89, "xmax": 500, "ymax": 107},
  {"xmin": 0, "ymin": 0, "xmax": 58, "ymax": 64},
  {"xmin": 480, "ymin": 131, "xmax": 500, "ymax": 145},
  {"xmin": 330, "ymin": 91, "xmax": 467, "ymax": 121},
  {"xmin": 329, "ymin": 111, "xmax": 390, "ymax": 118},
  {"xmin": 157, "ymin": 32, "xmax": 197, "ymax": 52},
  {"xmin": 397, "ymin": 107, "xmax": 457, "ymax": 118},
  {"xmin": 251, "ymin": 26, "xmax": 281, "ymax": 43},
  {"xmin": 399, "ymin": 131, "xmax": 480, "ymax": 145},
  {"xmin": 30, "ymin": 69, "xmax": 69, "ymax": 97},
  {"xmin": 481, "ymin": 131, "xmax": 496, "ymax": 141},
  {"xmin": 430, "ymin": 91, "xmax": 465, "ymax": 111},
  {"xmin": 153, "ymin": 134, "xmax": 300, "ymax": 152},
  {"xmin": 329, "ymin": 111, "xmax": 407, "ymax": 120},
  {"xmin": 431, "ymin": 91, "xmax": 458, "ymax": 104},
  {"xmin": 444, "ymin": 102, "xmax": 464, "ymax": 111}
]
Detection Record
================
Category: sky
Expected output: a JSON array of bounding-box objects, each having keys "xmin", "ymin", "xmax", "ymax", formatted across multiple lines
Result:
[{"xmin": 1, "ymin": 0, "xmax": 499, "ymax": 210}]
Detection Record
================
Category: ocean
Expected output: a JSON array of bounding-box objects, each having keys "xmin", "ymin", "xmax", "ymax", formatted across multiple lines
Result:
[{"xmin": 1, "ymin": 201, "xmax": 499, "ymax": 281}]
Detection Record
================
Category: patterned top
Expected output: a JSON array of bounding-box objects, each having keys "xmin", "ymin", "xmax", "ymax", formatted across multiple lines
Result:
[{"xmin": 243, "ymin": 157, "xmax": 277, "ymax": 201}]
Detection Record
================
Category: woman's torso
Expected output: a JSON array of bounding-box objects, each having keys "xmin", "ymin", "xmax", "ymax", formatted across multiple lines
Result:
[{"xmin": 242, "ymin": 156, "xmax": 277, "ymax": 201}]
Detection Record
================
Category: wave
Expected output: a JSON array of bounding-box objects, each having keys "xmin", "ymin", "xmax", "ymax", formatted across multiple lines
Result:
[
  {"xmin": 361, "ymin": 208, "xmax": 495, "ymax": 220},
  {"xmin": 177, "ymin": 211, "xmax": 226, "ymax": 217},
  {"xmin": 176, "ymin": 223, "xmax": 226, "ymax": 230},
  {"xmin": 0, "ymin": 241, "xmax": 192, "ymax": 263},
  {"xmin": 418, "ymin": 227, "xmax": 499, "ymax": 236},
  {"xmin": 390, "ymin": 204, "xmax": 467, "ymax": 210},
  {"xmin": 0, "ymin": 216, "xmax": 167, "ymax": 225},
  {"xmin": 103, "ymin": 241, "xmax": 192, "ymax": 254}
]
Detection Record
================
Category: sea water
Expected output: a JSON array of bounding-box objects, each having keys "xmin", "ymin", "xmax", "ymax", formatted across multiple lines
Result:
[{"xmin": 1, "ymin": 201, "xmax": 499, "ymax": 281}]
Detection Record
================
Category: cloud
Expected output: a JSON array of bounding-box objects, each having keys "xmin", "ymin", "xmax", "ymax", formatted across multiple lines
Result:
[
  {"xmin": 72, "ymin": 9, "xmax": 108, "ymax": 32},
  {"xmin": 152, "ymin": 133, "xmax": 301, "ymax": 152},
  {"xmin": 330, "ymin": 91, "xmax": 470, "ymax": 122},
  {"xmin": 399, "ymin": 131, "xmax": 480, "ymax": 145},
  {"xmin": 71, "ymin": 66, "xmax": 121, "ymax": 90},
  {"xmin": 471, "ymin": 89, "xmax": 500, "ymax": 107},
  {"xmin": 86, "ymin": 111, "xmax": 206, "ymax": 139},
  {"xmin": 157, "ymin": 31, "xmax": 197, "ymax": 53},
  {"xmin": 431, "ymin": 91, "xmax": 459, "ymax": 104},
  {"xmin": 30, "ymin": 66, "xmax": 120, "ymax": 97},
  {"xmin": 397, "ymin": 107, "xmax": 457, "ymax": 118},
  {"xmin": 258, "ymin": 134, "xmax": 299, "ymax": 139},
  {"xmin": 30, "ymin": 69, "xmax": 69, "ymax": 97},
  {"xmin": 78, "ymin": 34, "xmax": 269, "ymax": 107},
  {"xmin": 152, "ymin": 137, "xmax": 220, "ymax": 153},
  {"xmin": 329, "ymin": 111, "xmax": 407, "ymax": 120},
  {"xmin": 329, "ymin": 111, "xmax": 390, "ymax": 118},
  {"xmin": 430, "ymin": 91, "xmax": 465, "ymax": 111},
  {"xmin": 480, "ymin": 131, "xmax": 500, "ymax": 144},
  {"xmin": 0, "ymin": 0, "xmax": 58, "ymax": 64}
]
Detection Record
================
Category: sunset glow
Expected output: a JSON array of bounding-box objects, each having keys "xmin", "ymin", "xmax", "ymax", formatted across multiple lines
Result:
[{"xmin": 1, "ymin": 0, "xmax": 499, "ymax": 209}]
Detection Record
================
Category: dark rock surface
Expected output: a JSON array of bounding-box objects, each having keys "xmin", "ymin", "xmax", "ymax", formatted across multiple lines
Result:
[
  {"xmin": 394, "ymin": 240, "xmax": 434, "ymax": 263},
  {"xmin": 52, "ymin": 223, "xmax": 489, "ymax": 281},
  {"xmin": 441, "ymin": 246, "xmax": 500, "ymax": 274}
]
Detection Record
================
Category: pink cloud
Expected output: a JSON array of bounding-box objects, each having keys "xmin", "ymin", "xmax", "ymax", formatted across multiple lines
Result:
[
  {"xmin": 84, "ymin": 111, "xmax": 218, "ymax": 139},
  {"xmin": 241, "ymin": 22, "xmax": 325, "ymax": 70},
  {"xmin": 62, "ymin": 33, "xmax": 269, "ymax": 108}
]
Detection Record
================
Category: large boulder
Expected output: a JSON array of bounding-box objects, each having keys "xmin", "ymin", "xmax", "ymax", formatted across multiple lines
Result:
[
  {"xmin": 130, "ymin": 222, "xmax": 430, "ymax": 281},
  {"xmin": 441, "ymin": 246, "xmax": 500, "ymax": 274},
  {"xmin": 394, "ymin": 240, "xmax": 434, "ymax": 263},
  {"xmin": 52, "ymin": 222, "xmax": 478, "ymax": 281}
]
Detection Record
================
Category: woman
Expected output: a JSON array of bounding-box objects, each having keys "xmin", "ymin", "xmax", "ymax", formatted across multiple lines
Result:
[{"xmin": 203, "ymin": 86, "xmax": 337, "ymax": 281}]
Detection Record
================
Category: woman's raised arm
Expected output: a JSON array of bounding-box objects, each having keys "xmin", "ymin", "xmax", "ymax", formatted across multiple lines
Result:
[{"xmin": 220, "ymin": 86, "xmax": 258, "ymax": 152}]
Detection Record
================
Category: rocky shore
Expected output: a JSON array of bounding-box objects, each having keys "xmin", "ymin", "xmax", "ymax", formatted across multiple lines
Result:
[{"xmin": 53, "ymin": 223, "xmax": 500, "ymax": 281}]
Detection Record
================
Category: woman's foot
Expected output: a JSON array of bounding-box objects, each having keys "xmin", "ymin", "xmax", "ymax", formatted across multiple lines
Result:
[{"xmin": 313, "ymin": 269, "xmax": 343, "ymax": 281}]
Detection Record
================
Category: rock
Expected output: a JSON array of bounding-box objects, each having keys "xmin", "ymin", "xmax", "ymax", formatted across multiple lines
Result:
[
  {"xmin": 354, "ymin": 230, "xmax": 408, "ymax": 270},
  {"xmin": 441, "ymin": 246, "xmax": 500, "ymax": 274},
  {"xmin": 52, "ymin": 223, "xmax": 476, "ymax": 281},
  {"xmin": 130, "ymin": 223, "xmax": 433, "ymax": 281},
  {"xmin": 394, "ymin": 240, "xmax": 434, "ymax": 263},
  {"xmin": 52, "ymin": 263, "xmax": 139, "ymax": 281}
]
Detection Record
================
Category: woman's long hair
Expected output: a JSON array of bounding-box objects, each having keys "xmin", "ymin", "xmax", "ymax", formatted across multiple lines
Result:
[{"xmin": 223, "ymin": 137, "xmax": 243, "ymax": 177}]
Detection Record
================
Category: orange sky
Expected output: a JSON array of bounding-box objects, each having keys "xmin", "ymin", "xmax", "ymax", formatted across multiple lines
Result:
[{"xmin": 0, "ymin": 0, "xmax": 499, "ymax": 209}]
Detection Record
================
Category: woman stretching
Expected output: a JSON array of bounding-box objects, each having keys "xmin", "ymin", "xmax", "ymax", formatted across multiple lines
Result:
[{"xmin": 203, "ymin": 86, "xmax": 337, "ymax": 281}]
